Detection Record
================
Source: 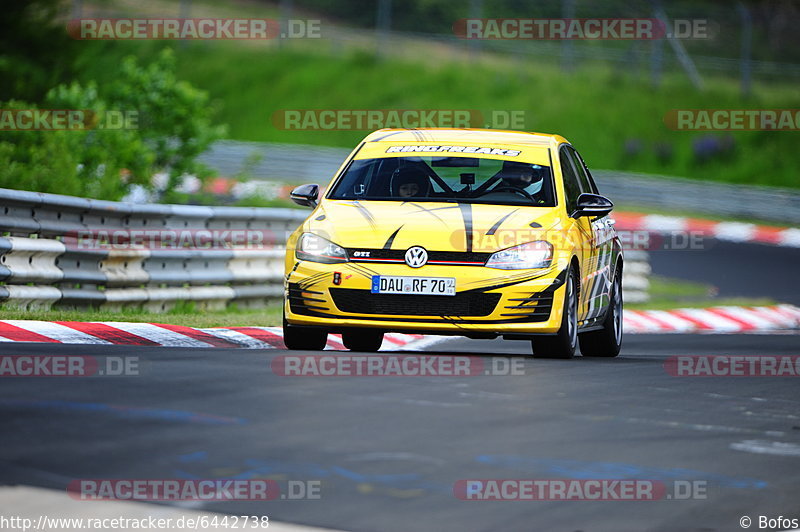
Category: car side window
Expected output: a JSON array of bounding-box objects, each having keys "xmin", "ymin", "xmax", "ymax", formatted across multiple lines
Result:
[
  {"xmin": 567, "ymin": 147, "xmax": 596, "ymax": 195},
  {"xmin": 559, "ymin": 147, "xmax": 582, "ymax": 214},
  {"xmin": 573, "ymin": 149, "xmax": 600, "ymax": 194}
]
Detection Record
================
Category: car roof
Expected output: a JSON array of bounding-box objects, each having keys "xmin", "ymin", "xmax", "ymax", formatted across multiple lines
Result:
[{"xmin": 362, "ymin": 128, "xmax": 569, "ymax": 148}]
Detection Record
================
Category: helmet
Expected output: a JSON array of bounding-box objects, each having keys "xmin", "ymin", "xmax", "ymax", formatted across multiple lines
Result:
[
  {"xmin": 390, "ymin": 166, "xmax": 430, "ymax": 198},
  {"xmin": 497, "ymin": 161, "xmax": 546, "ymax": 194}
]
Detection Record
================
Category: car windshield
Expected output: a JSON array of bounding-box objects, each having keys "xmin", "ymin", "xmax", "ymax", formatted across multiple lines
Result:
[{"xmin": 327, "ymin": 156, "xmax": 556, "ymax": 206}]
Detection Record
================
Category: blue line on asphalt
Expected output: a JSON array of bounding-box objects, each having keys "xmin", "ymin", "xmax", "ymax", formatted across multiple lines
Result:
[{"xmin": 475, "ymin": 455, "xmax": 768, "ymax": 489}]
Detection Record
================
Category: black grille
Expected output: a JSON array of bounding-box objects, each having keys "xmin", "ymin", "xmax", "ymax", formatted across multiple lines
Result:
[
  {"xmin": 500, "ymin": 293, "xmax": 554, "ymax": 322},
  {"xmin": 330, "ymin": 288, "xmax": 501, "ymax": 317},
  {"xmin": 288, "ymin": 283, "xmax": 330, "ymax": 315}
]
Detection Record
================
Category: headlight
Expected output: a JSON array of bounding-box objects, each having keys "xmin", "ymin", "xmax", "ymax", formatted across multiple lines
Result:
[
  {"xmin": 296, "ymin": 233, "xmax": 348, "ymax": 264},
  {"xmin": 485, "ymin": 241, "xmax": 553, "ymax": 270}
]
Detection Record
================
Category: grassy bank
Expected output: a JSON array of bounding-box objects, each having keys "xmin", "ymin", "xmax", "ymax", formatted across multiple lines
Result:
[
  {"xmin": 0, "ymin": 303, "xmax": 283, "ymax": 328},
  {"xmin": 626, "ymin": 276, "xmax": 776, "ymax": 310},
  {"xmin": 72, "ymin": 38, "xmax": 800, "ymax": 189}
]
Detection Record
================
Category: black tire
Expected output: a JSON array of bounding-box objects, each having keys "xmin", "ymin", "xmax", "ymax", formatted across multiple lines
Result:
[
  {"xmin": 342, "ymin": 329, "xmax": 384, "ymax": 352},
  {"xmin": 531, "ymin": 267, "xmax": 578, "ymax": 359},
  {"xmin": 579, "ymin": 267, "xmax": 623, "ymax": 358},
  {"xmin": 283, "ymin": 312, "xmax": 327, "ymax": 351}
]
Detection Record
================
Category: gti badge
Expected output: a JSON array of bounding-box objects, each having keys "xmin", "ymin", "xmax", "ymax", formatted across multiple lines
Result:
[{"xmin": 404, "ymin": 246, "xmax": 428, "ymax": 268}]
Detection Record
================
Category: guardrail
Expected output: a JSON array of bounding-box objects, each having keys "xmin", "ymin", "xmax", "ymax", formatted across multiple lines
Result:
[
  {"xmin": 199, "ymin": 141, "xmax": 800, "ymax": 226},
  {"xmin": 0, "ymin": 187, "xmax": 650, "ymax": 311},
  {"xmin": 592, "ymin": 171, "xmax": 800, "ymax": 226},
  {"xmin": 0, "ymin": 188, "xmax": 307, "ymax": 311}
]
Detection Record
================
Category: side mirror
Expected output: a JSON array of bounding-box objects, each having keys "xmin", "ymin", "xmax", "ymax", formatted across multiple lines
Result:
[
  {"xmin": 290, "ymin": 184, "xmax": 320, "ymax": 208},
  {"xmin": 571, "ymin": 193, "xmax": 613, "ymax": 218}
]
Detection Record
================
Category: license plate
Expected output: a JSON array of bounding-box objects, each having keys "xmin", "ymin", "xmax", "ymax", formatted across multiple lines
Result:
[{"xmin": 371, "ymin": 276, "xmax": 456, "ymax": 296}]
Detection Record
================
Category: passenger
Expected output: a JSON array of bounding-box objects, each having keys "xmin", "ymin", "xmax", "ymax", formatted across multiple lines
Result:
[{"xmin": 391, "ymin": 167, "xmax": 430, "ymax": 198}]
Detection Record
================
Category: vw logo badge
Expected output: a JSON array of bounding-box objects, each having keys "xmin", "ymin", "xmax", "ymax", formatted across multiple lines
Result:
[{"xmin": 404, "ymin": 246, "xmax": 428, "ymax": 268}]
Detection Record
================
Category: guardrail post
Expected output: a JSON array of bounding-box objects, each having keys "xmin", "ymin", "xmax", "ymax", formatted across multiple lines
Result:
[{"xmin": 622, "ymin": 250, "xmax": 651, "ymax": 304}]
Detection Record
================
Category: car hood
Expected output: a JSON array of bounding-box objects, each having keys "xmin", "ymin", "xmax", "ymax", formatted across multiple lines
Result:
[{"xmin": 306, "ymin": 200, "xmax": 564, "ymax": 253}]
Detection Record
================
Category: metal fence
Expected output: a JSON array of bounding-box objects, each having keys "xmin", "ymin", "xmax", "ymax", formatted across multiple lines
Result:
[
  {"xmin": 0, "ymin": 186, "xmax": 651, "ymax": 311},
  {"xmin": 75, "ymin": 0, "xmax": 800, "ymax": 88}
]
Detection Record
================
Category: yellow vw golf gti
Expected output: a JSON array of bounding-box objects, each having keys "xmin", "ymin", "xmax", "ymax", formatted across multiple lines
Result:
[{"xmin": 284, "ymin": 129, "xmax": 623, "ymax": 358}]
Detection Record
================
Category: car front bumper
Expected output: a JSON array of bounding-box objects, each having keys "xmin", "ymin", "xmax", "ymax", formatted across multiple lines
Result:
[{"xmin": 284, "ymin": 259, "xmax": 569, "ymax": 336}]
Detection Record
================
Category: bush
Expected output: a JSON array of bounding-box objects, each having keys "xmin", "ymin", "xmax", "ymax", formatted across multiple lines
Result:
[
  {"xmin": 105, "ymin": 50, "xmax": 226, "ymax": 200},
  {"xmin": 0, "ymin": 50, "xmax": 225, "ymax": 201},
  {"xmin": 0, "ymin": 98, "xmax": 150, "ymax": 198}
]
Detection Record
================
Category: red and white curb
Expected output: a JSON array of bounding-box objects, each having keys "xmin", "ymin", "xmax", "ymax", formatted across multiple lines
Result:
[
  {"xmin": 623, "ymin": 304, "xmax": 800, "ymax": 334},
  {"xmin": 0, "ymin": 320, "xmax": 432, "ymax": 350},
  {"xmin": 613, "ymin": 212, "xmax": 800, "ymax": 248},
  {"xmin": 0, "ymin": 305, "xmax": 798, "ymax": 348}
]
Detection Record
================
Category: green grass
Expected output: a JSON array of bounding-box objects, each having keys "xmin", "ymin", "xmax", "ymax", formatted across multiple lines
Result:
[
  {"xmin": 70, "ymin": 37, "xmax": 800, "ymax": 189},
  {"xmin": 1, "ymin": 302, "xmax": 283, "ymax": 328},
  {"xmin": 626, "ymin": 275, "xmax": 777, "ymax": 310},
  {"xmin": 233, "ymin": 196, "xmax": 301, "ymax": 209},
  {"xmin": 649, "ymin": 275, "xmax": 713, "ymax": 299},
  {"xmin": 614, "ymin": 203, "xmax": 796, "ymax": 227}
]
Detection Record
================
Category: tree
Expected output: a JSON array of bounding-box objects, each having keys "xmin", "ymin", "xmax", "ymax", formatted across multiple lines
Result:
[
  {"xmin": 0, "ymin": 49, "xmax": 225, "ymax": 201},
  {"xmin": 0, "ymin": 0, "xmax": 76, "ymax": 100}
]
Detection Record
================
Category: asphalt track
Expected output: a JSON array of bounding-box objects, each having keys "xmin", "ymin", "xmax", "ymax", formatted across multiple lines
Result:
[
  {"xmin": 1, "ymin": 240, "xmax": 799, "ymax": 532},
  {"xmin": 649, "ymin": 240, "xmax": 800, "ymax": 305}
]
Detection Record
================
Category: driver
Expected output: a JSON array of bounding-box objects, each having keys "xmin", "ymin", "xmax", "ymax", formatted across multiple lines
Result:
[
  {"xmin": 390, "ymin": 166, "xmax": 430, "ymax": 198},
  {"xmin": 497, "ymin": 161, "xmax": 547, "ymax": 196}
]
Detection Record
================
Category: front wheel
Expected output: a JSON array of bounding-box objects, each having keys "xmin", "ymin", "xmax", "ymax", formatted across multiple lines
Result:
[
  {"xmin": 283, "ymin": 312, "xmax": 328, "ymax": 351},
  {"xmin": 579, "ymin": 267, "xmax": 623, "ymax": 358},
  {"xmin": 531, "ymin": 268, "xmax": 578, "ymax": 359},
  {"xmin": 342, "ymin": 329, "xmax": 384, "ymax": 352}
]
